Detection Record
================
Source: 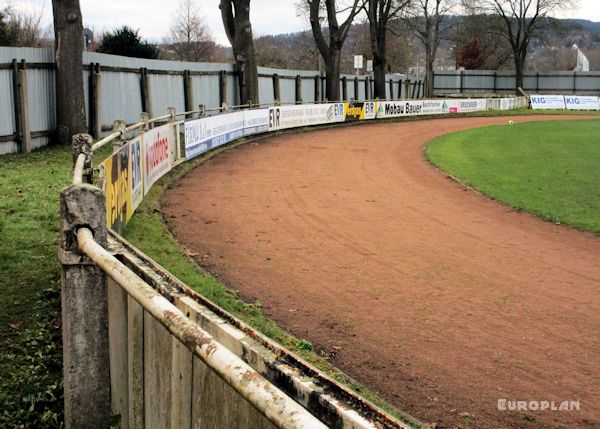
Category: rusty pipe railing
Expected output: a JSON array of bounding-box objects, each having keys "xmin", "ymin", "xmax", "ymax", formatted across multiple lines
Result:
[
  {"xmin": 72, "ymin": 153, "xmax": 86, "ymax": 185},
  {"xmin": 75, "ymin": 227, "xmax": 326, "ymax": 429}
]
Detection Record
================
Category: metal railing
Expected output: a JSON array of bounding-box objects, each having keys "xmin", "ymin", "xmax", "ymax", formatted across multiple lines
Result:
[{"xmin": 75, "ymin": 228, "xmax": 326, "ymax": 429}]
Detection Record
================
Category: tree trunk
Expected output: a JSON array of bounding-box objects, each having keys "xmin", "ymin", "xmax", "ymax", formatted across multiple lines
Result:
[
  {"xmin": 325, "ymin": 49, "xmax": 341, "ymax": 101},
  {"xmin": 373, "ymin": 54, "xmax": 387, "ymax": 99},
  {"xmin": 514, "ymin": 54, "xmax": 525, "ymax": 95},
  {"xmin": 372, "ymin": 25, "xmax": 387, "ymax": 99},
  {"xmin": 220, "ymin": 0, "xmax": 259, "ymax": 105},
  {"xmin": 424, "ymin": 53, "xmax": 435, "ymax": 98},
  {"xmin": 52, "ymin": 0, "xmax": 86, "ymax": 145},
  {"xmin": 232, "ymin": 0, "xmax": 258, "ymax": 104}
]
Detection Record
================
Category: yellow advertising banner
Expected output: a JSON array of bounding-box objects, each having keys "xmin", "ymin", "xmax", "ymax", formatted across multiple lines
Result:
[
  {"xmin": 103, "ymin": 143, "xmax": 132, "ymax": 232},
  {"xmin": 343, "ymin": 101, "xmax": 378, "ymax": 122}
]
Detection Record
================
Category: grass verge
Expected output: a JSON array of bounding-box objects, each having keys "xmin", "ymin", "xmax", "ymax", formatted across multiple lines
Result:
[
  {"xmin": 425, "ymin": 118, "xmax": 600, "ymax": 234},
  {"xmin": 0, "ymin": 145, "xmax": 70, "ymax": 428}
]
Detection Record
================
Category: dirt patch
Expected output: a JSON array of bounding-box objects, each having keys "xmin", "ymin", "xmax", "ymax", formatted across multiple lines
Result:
[{"xmin": 163, "ymin": 116, "xmax": 600, "ymax": 429}]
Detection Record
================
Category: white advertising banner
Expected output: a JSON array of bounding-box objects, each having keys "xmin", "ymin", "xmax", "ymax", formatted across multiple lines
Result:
[
  {"xmin": 143, "ymin": 124, "xmax": 172, "ymax": 194},
  {"xmin": 185, "ymin": 111, "xmax": 245, "ymax": 160},
  {"xmin": 376, "ymin": 100, "xmax": 447, "ymax": 118},
  {"xmin": 530, "ymin": 95, "xmax": 566, "ymax": 110},
  {"xmin": 447, "ymin": 98, "xmax": 488, "ymax": 113},
  {"xmin": 564, "ymin": 95, "xmax": 600, "ymax": 110},
  {"xmin": 243, "ymin": 108, "xmax": 270, "ymax": 136},
  {"xmin": 268, "ymin": 103, "xmax": 345, "ymax": 131}
]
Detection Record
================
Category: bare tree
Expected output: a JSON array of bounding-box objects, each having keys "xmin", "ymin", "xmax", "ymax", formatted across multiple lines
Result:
[
  {"xmin": 454, "ymin": 14, "xmax": 513, "ymax": 70},
  {"xmin": 465, "ymin": 0, "xmax": 577, "ymax": 94},
  {"xmin": 52, "ymin": 0, "xmax": 86, "ymax": 144},
  {"xmin": 0, "ymin": 2, "xmax": 49, "ymax": 47},
  {"xmin": 407, "ymin": 0, "xmax": 458, "ymax": 97},
  {"xmin": 304, "ymin": 0, "xmax": 365, "ymax": 101},
  {"xmin": 220, "ymin": 0, "xmax": 259, "ymax": 104},
  {"xmin": 364, "ymin": 0, "xmax": 411, "ymax": 98},
  {"xmin": 167, "ymin": 0, "xmax": 216, "ymax": 62}
]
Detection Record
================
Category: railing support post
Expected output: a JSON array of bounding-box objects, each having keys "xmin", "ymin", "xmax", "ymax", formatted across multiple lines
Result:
[
  {"xmin": 341, "ymin": 76, "xmax": 347, "ymax": 101},
  {"xmin": 112, "ymin": 120, "xmax": 126, "ymax": 152},
  {"xmin": 59, "ymin": 134, "xmax": 110, "ymax": 429}
]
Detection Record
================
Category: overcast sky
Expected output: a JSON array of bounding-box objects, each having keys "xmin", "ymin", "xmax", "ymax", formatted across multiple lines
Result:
[{"xmin": 7, "ymin": 0, "xmax": 600, "ymax": 46}]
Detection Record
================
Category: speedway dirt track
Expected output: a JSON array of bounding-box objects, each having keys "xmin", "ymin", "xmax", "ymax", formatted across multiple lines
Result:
[{"xmin": 163, "ymin": 116, "xmax": 600, "ymax": 429}]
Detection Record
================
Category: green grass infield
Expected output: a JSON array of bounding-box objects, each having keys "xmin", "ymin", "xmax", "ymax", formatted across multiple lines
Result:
[{"xmin": 425, "ymin": 118, "xmax": 600, "ymax": 234}]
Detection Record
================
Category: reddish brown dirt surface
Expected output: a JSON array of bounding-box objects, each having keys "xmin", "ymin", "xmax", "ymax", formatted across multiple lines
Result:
[{"xmin": 163, "ymin": 116, "xmax": 600, "ymax": 429}]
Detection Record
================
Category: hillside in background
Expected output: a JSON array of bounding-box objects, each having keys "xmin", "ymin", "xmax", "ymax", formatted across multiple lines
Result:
[{"xmin": 250, "ymin": 16, "xmax": 600, "ymax": 74}]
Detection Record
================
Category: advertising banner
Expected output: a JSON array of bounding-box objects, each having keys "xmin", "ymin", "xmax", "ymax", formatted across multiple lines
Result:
[
  {"xmin": 185, "ymin": 111, "xmax": 245, "ymax": 160},
  {"xmin": 447, "ymin": 98, "xmax": 488, "ymax": 113},
  {"xmin": 243, "ymin": 108, "xmax": 270, "ymax": 136},
  {"xmin": 344, "ymin": 101, "xmax": 378, "ymax": 121},
  {"xmin": 143, "ymin": 124, "xmax": 173, "ymax": 194},
  {"xmin": 103, "ymin": 143, "xmax": 131, "ymax": 232},
  {"xmin": 376, "ymin": 100, "xmax": 447, "ymax": 118},
  {"xmin": 564, "ymin": 96, "xmax": 600, "ymax": 110},
  {"xmin": 530, "ymin": 95, "xmax": 565, "ymax": 110},
  {"xmin": 267, "ymin": 103, "xmax": 345, "ymax": 131},
  {"xmin": 128, "ymin": 136, "xmax": 144, "ymax": 219}
]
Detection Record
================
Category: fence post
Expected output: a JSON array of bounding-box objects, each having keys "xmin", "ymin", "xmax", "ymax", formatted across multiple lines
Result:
[
  {"xmin": 272, "ymin": 73, "xmax": 280, "ymax": 104},
  {"xmin": 342, "ymin": 76, "xmax": 347, "ymax": 101},
  {"xmin": 295, "ymin": 75, "xmax": 302, "ymax": 104},
  {"xmin": 388, "ymin": 78, "xmax": 394, "ymax": 99},
  {"xmin": 12, "ymin": 59, "xmax": 32, "ymax": 153},
  {"xmin": 354, "ymin": 77, "xmax": 359, "ymax": 99},
  {"xmin": 493, "ymin": 71, "xmax": 497, "ymax": 94},
  {"xmin": 573, "ymin": 71, "xmax": 577, "ymax": 94},
  {"xmin": 404, "ymin": 79, "xmax": 411, "ymax": 99},
  {"xmin": 459, "ymin": 70, "xmax": 464, "ymax": 94},
  {"xmin": 183, "ymin": 70, "xmax": 193, "ymax": 119},
  {"xmin": 88, "ymin": 63, "xmax": 101, "ymax": 139},
  {"xmin": 219, "ymin": 70, "xmax": 227, "ymax": 106},
  {"xmin": 364, "ymin": 77, "xmax": 369, "ymax": 100},
  {"xmin": 314, "ymin": 74, "xmax": 320, "ymax": 102},
  {"xmin": 140, "ymin": 67, "xmax": 153, "ymax": 118},
  {"xmin": 398, "ymin": 79, "xmax": 402, "ymax": 98},
  {"xmin": 59, "ymin": 134, "xmax": 110, "ymax": 429}
]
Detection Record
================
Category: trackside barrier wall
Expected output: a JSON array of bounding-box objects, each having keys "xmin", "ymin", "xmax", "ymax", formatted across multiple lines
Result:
[{"xmin": 61, "ymin": 96, "xmax": 521, "ymax": 429}]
